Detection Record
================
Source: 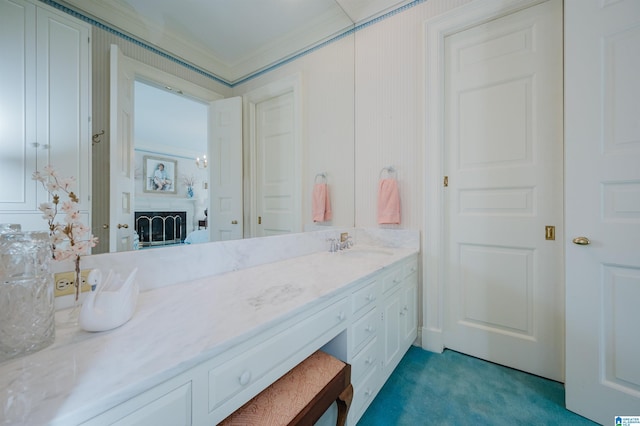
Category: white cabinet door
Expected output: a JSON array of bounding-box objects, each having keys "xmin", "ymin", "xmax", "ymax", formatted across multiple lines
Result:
[
  {"xmin": 0, "ymin": 0, "xmax": 90, "ymax": 226},
  {"xmin": 0, "ymin": 0, "xmax": 37, "ymax": 212},
  {"xmin": 36, "ymin": 6, "xmax": 91, "ymax": 211},
  {"xmin": 400, "ymin": 280, "xmax": 417, "ymax": 348},
  {"xmin": 382, "ymin": 288, "xmax": 401, "ymax": 375}
]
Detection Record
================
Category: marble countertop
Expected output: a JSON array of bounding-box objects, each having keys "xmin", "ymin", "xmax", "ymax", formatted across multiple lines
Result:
[{"xmin": 0, "ymin": 245, "xmax": 417, "ymax": 426}]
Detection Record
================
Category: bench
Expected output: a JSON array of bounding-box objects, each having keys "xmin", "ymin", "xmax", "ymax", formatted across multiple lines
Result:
[{"xmin": 219, "ymin": 350, "xmax": 353, "ymax": 426}]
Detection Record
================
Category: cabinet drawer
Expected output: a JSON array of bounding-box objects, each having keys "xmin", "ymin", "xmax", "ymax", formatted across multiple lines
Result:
[
  {"xmin": 82, "ymin": 381, "xmax": 192, "ymax": 426},
  {"xmin": 351, "ymin": 336, "xmax": 378, "ymax": 384},
  {"xmin": 351, "ymin": 279, "xmax": 378, "ymax": 318},
  {"xmin": 403, "ymin": 257, "xmax": 418, "ymax": 278},
  {"xmin": 351, "ymin": 364, "xmax": 380, "ymax": 422},
  {"xmin": 382, "ymin": 267, "xmax": 403, "ymax": 294},
  {"xmin": 112, "ymin": 383, "xmax": 192, "ymax": 426},
  {"xmin": 352, "ymin": 307, "xmax": 378, "ymax": 354},
  {"xmin": 208, "ymin": 297, "xmax": 349, "ymax": 411}
]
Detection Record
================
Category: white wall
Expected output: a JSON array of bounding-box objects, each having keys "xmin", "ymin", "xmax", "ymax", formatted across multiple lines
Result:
[
  {"xmin": 233, "ymin": 35, "xmax": 356, "ymax": 232},
  {"xmin": 233, "ymin": 0, "xmax": 472, "ymax": 334}
]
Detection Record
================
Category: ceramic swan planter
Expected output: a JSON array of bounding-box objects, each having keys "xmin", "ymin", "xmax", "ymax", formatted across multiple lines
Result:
[{"xmin": 79, "ymin": 268, "xmax": 139, "ymax": 332}]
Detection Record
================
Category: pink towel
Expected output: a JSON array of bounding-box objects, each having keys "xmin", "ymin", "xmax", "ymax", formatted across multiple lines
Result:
[
  {"xmin": 378, "ymin": 179, "xmax": 400, "ymax": 224},
  {"xmin": 312, "ymin": 183, "xmax": 332, "ymax": 222}
]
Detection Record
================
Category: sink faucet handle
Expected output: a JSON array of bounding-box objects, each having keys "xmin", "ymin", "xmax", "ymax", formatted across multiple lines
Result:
[
  {"xmin": 346, "ymin": 236, "xmax": 354, "ymax": 248},
  {"xmin": 327, "ymin": 238, "xmax": 338, "ymax": 252}
]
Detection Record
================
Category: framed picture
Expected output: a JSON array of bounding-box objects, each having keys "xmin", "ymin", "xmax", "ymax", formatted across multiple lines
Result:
[{"xmin": 143, "ymin": 156, "xmax": 177, "ymax": 194}]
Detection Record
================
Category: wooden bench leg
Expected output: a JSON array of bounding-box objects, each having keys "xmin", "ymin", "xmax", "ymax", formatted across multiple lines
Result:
[{"xmin": 336, "ymin": 383, "xmax": 353, "ymax": 426}]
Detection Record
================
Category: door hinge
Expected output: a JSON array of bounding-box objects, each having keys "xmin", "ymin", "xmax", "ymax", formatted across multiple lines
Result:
[
  {"xmin": 443, "ymin": 176, "xmax": 448, "ymax": 187},
  {"xmin": 258, "ymin": 216, "xmax": 262, "ymax": 225}
]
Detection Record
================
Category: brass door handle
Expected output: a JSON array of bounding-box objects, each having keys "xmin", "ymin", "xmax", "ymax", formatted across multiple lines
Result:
[
  {"xmin": 117, "ymin": 223, "xmax": 129, "ymax": 229},
  {"xmin": 231, "ymin": 220, "xmax": 238, "ymax": 224},
  {"xmin": 102, "ymin": 224, "xmax": 109, "ymax": 229},
  {"xmin": 572, "ymin": 237, "xmax": 590, "ymax": 245}
]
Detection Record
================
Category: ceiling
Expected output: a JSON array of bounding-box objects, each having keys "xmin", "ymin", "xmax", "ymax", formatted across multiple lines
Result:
[{"xmin": 57, "ymin": 0, "xmax": 412, "ymax": 84}]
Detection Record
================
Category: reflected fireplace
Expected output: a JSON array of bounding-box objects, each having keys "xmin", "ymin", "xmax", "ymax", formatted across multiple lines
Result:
[{"xmin": 134, "ymin": 211, "xmax": 187, "ymax": 248}]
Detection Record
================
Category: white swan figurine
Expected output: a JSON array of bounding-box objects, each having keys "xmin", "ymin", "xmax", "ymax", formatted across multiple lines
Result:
[{"xmin": 79, "ymin": 268, "xmax": 139, "ymax": 332}]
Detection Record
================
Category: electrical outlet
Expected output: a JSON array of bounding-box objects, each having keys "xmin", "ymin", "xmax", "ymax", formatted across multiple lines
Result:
[{"xmin": 54, "ymin": 270, "xmax": 92, "ymax": 297}]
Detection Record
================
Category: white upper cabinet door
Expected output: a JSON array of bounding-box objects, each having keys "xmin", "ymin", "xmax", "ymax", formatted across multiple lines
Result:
[
  {"xmin": 0, "ymin": 0, "xmax": 90, "ymax": 220},
  {"xmin": 36, "ymin": 6, "xmax": 91, "ymax": 211},
  {"xmin": 0, "ymin": 0, "xmax": 36, "ymax": 211}
]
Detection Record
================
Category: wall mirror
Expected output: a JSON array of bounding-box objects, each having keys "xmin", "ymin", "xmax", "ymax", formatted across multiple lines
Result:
[{"xmin": 56, "ymin": 0, "xmax": 358, "ymax": 253}]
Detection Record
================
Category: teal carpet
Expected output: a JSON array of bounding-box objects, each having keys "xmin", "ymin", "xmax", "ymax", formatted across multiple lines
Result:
[{"xmin": 357, "ymin": 346, "xmax": 598, "ymax": 426}]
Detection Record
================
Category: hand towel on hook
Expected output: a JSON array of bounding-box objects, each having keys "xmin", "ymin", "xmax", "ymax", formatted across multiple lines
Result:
[
  {"xmin": 312, "ymin": 183, "xmax": 332, "ymax": 222},
  {"xmin": 378, "ymin": 178, "xmax": 400, "ymax": 224}
]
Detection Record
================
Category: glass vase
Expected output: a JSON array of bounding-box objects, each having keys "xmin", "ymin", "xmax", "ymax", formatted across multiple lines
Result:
[
  {"xmin": 0, "ymin": 231, "xmax": 55, "ymax": 362},
  {"xmin": 59, "ymin": 255, "xmax": 83, "ymax": 327}
]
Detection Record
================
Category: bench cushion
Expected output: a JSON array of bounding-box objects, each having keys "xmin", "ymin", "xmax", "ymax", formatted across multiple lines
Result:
[{"xmin": 219, "ymin": 350, "xmax": 348, "ymax": 426}]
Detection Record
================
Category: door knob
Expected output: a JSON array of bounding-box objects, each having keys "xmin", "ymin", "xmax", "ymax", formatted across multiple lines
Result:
[
  {"xmin": 102, "ymin": 224, "xmax": 109, "ymax": 229},
  {"xmin": 117, "ymin": 223, "xmax": 129, "ymax": 229},
  {"xmin": 572, "ymin": 236, "xmax": 590, "ymax": 245}
]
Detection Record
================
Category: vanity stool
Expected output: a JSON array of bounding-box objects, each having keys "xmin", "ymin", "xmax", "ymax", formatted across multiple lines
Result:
[{"xmin": 219, "ymin": 350, "xmax": 353, "ymax": 426}]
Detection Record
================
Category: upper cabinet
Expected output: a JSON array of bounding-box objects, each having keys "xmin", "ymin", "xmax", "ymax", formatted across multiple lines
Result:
[{"xmin": 0, "ymin": 0, "xmax": 90, "ymax": 229}]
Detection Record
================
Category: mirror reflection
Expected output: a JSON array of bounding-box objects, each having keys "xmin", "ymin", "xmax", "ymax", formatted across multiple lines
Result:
[
  {"xmin": 133, "ymin": 80, "xmax": 210, "ymax": 247},
  {"xmin": 59, "ymin": 0, "xmax": 357, "ymax": 254}
]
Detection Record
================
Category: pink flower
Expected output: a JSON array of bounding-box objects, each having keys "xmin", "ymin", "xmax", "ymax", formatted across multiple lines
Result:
[
  {"xmin": 33, "ymin": 165, "xmax": 99, "ymax": 263},
  {"xmin": 59, "ymin": 177, "xmax": 76, "ymax": 191},
  {"xmin": 53, "ymin": 248, "xmax": 74, "ymax": 261}
]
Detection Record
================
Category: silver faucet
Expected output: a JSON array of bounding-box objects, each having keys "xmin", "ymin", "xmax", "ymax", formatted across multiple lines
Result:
[{"xmin": 327, "ymin": 238, "xmax": 339, "ymax": 252}]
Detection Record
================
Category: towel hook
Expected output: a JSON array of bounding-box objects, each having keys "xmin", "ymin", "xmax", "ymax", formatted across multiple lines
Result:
[
  {"xmin": 379, "ymin": 166, "xmax": 396, "ymax": 179},
  {"xmin": 315, "ymin": 172, "xmax": 327, "ymax": 184}
]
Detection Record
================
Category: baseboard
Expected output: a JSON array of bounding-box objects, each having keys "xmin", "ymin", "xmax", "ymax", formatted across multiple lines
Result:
[{"xmin": 421, "ymin": 327, "xmax": 444, "ymax": 353}]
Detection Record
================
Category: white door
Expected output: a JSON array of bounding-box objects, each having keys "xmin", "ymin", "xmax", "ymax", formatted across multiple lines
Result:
[
  {"xmin": 565, "ymin": 0, "xmax": 640, "ymax": 422},
  {"xmin": 443, "ymin": 0, "xmax": 564, "ymax": 381},
  {"xmin": 109, "ymin": 44, "xmax": 135, "ymax": 252},
  {"xmin": 255, "ymin": 91, "xmax": 299, "ymax": 237},
  {"xmin": 209, "ymin": 96, "xmax": 243, "ymax": 241}
]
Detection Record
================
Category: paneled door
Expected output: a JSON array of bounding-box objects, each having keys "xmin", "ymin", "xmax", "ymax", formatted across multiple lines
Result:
[
  {"xmin": 209, "ymin": 96, "xmax": 243, "ymax": 241},
  {"xmin": 109, "ymin": 44, "xmax": 135, "ymax": 252},
  {"xmin": 443, "ymin": 0, "xmax": 564, "ymax": 381},
  {"xmin": 565, "ymin": 0, "xmax": 640, "ymax": 422},
  {"xmin": 255, "ymin": 91, "xmax": 299, "ymax": 237}
]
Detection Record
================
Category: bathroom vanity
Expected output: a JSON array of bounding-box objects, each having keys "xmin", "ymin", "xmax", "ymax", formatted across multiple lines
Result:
[{"xmin": 0, "ymin": 229, "xmax": 419, "ymax": 425}]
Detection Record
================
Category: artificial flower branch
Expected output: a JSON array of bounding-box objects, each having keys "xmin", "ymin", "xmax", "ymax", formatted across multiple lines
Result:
[{"xmin": 33, "ymin": 166, "xmax": 98, "ymax": 302}]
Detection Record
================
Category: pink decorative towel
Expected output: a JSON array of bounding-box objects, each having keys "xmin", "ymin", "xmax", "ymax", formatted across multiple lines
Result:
[
  {"xmin": 378, "ymin": 179, "xmax": 400, "ymax": 224},
  {"xmin": 312, "ymin": 183, "xmax": 332, "ymax": 222}
]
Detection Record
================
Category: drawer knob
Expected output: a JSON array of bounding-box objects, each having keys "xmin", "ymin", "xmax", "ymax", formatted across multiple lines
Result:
[
  {"xmin": 364, "ymin": 388, "xmax": 373, "ymax": 397},
  {"xmin": 366, "ymin": 294, "xmax": 375, "ymax": 302},
  {"xmin": 337, "ymin": 311, "xmax": 346, "ymax": 321},
  {"xmin": 366, "ymin": 325, "xmax": 375, "ymax": 333},
  {"xmin": 239, "ymin": 370, "xmax": 252, "ymax": 386},
  {"xmin": 365, "ymin": 356, "xmax": 373, "ymax": 365}
]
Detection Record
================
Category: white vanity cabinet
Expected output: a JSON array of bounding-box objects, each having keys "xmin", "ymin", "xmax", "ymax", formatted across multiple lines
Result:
[
  {"xmin": 80, "ymin": 296, "xmax": 351, "ymax": 426},
  {"xmin": 0, "ymin": 0, "xmax": 91, "ymax": 228},
  {"xmin": 347, "ymin": 254, "xmax": 419, "ymax": 424},
  {"xmin": 25, "ymin": 248, "xmax": 418, "ymax": 426}
]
